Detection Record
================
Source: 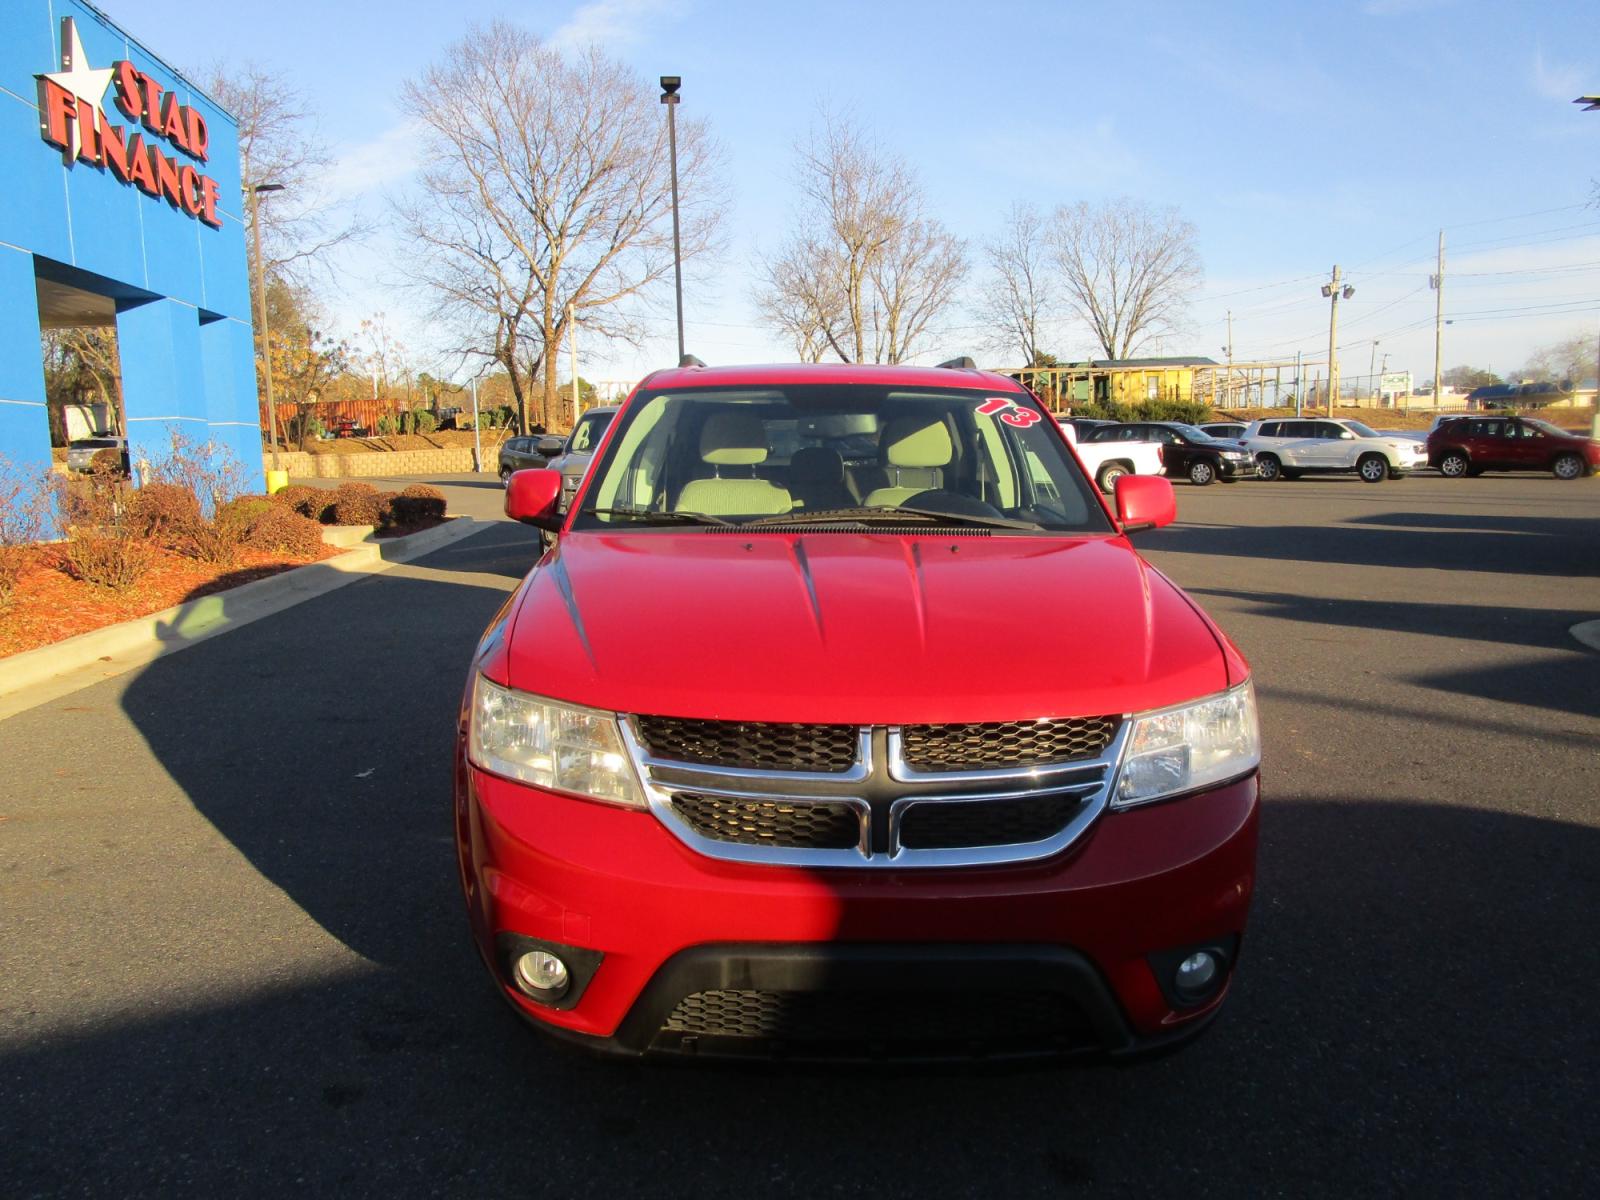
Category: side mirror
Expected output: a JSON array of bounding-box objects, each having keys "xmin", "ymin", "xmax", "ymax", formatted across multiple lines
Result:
[
  {"xmin": 1340, "ymin": 430, "xmax": 1355, "ymax": 439},
  {"xmin": 536, "ymin": 434, "xmax": 567, "ymax": 456},
  {"xmin": 505, "ymin": 468, "xmax": 564, "ymax": 532},
  {"xmin": 1114, "ymin": 474, "xmax": 1176, "ymax": 534}
]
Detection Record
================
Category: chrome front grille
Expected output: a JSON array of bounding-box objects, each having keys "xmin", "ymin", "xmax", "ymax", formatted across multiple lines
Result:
[
  {"xmin": 898, "ymin": 717, "xmax": 1118, "ymax": 771},
  {"xmin": 620, "ymin": 716, "xmax": 1128, "ymax": 869},
  {"xmin": 670, "ymin": 793, "xmax": 864, "ymax": 850},
  {"xmin": 634, "ymin": 715, "xmax": 859, "ymax": 773}
]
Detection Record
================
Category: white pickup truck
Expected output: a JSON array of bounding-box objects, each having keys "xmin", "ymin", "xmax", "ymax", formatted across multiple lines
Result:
[{"xmin": 1059, "ymin": 422, "xmax": 1166, "ymax": 493}]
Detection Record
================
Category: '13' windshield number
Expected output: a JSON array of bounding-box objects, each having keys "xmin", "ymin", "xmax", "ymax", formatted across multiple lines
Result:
[{"xmin": 976, "ymin": 397, "xmax": 1042, "ymax": 428}]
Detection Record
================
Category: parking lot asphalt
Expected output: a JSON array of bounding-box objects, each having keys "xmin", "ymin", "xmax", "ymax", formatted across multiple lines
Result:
[{"xmin": 2, "ymin": 472, "xmax": 1596, "ymax": 1197}]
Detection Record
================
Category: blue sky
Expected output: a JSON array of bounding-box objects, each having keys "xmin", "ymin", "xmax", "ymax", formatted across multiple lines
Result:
[{"xmin": 95, "ymin": 0, "xmax": 1600, "ymax": 389}]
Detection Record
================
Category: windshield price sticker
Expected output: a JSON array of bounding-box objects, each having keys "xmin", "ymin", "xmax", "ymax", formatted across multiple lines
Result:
[{"xmin": 976, "ymin": 397, "xmax": 1042, "ymax": 428}]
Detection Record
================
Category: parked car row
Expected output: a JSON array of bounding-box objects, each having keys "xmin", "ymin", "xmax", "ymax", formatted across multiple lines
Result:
[{"xmin": 1058, "ymin": 413, "xmax": 1597, "ymax": 486}]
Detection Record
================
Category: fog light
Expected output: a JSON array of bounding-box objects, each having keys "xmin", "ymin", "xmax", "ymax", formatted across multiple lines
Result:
[
  {"xmin": 1175, "ymin": 951, "xmax": 1218, "ymax": 995},
  {"xmin": 513, "ymin": 950, "xmax": 570, "ymax": 999}
]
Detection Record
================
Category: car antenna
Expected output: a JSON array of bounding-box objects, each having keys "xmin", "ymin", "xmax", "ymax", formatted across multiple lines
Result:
[
  {"xmin": 936, "ymin": 356, "xmax": 977, "ymax": 370},
  {"xmin": 679, "ymin": 354, "xmax": 707, "ymax": 368}
]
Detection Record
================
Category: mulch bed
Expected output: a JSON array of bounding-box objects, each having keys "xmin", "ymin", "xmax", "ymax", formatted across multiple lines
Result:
[{"xmin": 0, "ymin": 516, "xmax": 451, "ymax": 659}]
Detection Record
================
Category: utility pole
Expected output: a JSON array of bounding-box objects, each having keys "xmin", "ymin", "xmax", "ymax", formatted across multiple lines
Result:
[
  {"xmin": 470, "ymin": 377, "xmax": 482, "ymax": 473},
  {"xmin": 1294, "ymin": 350, "xmax": 1303, "ymax": 417},
  {"xmin": 1225, "ymin": 310, "xmax": 1234, "ymax": 407},
  {"xmin": 1321, "ymin": 266, "xmax": 1352, "ymax": 416},
  {"xmin": 1369, "ymin": 340, "xmax": 1379, "ymax": 404},
  {"xmin": 245, "ymin": 164, "xmax": 286, "ymax": 470},
  {"xmin": 1429, "ymin": 230, "xmax": 1444, "ymax": 420},
  {"xmin": 567, "ymin": 301, "xmax": 579, "ymax": 425}
]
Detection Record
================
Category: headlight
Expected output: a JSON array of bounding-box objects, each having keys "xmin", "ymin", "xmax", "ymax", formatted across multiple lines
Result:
[
  {"xmin": 1112, "ymin": 681, "xmax": 1260, "ymax": 809},
  {"xmin": 468, "ymin": 675, "xmax": 645, "ymax": 808}
]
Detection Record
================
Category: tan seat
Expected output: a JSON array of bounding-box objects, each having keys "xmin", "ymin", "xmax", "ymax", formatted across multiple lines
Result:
[
  {"xmin": 863, "ymin": 417, "xmax": 953, "ymax": 507},
  {"xmin": 677, "ymin": 412, "xmax": 792, "ymax": 516}
]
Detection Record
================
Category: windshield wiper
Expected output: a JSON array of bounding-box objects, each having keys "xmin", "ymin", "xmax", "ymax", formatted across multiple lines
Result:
[
  {"xmin": 745, "ymin": 505, "xmax": 1043, "ymax": 532},
  {"xmin": 586, "ymin": 507, "xmax": 731, "ymax": 526}
]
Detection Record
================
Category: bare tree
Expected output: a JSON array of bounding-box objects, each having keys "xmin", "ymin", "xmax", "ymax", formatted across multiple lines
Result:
[
  {"xmin": 978, "ymin": 202, "xmax": 1054, "ymax": 366},
  {"xmin": 1048, "ymin": 198, "xmax": 1202, "ymax": 360},
  {"xmin": 756, "ymin": 115, "xmax": 966, "ymax": 364},
  {"xmin": 399, "ymin": 22, "xmax": 725, "ymax": 432},
  {"xmin": 206, "ymin": 66, "xmax": 363, "ymax": 283},
  {"xmin": 1519, "ymin": 332, "xmax": 1598, "ymax": 386}
]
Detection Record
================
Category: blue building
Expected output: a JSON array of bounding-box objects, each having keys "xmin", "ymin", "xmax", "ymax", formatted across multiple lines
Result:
[{"xmin": 0, "ymin": 0, "xmax": 261, "ymax": 490}]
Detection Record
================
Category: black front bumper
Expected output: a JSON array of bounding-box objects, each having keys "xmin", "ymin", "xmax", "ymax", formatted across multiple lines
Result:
[{"xmin": 511, "ymin": 943, "xmax": 1224, "ymax": 1064}]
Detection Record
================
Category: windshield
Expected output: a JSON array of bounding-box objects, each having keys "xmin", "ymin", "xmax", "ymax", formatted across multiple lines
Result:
[
  {"xmin": 572, "ymin": 384, "xmax": 1113, "ymax": 533},
  {"xmin": 1344, "ymin": 421, "xmax": 1381, "ymax": 438},
  {"xmin": 568, "ymin": 411, "xmax": 614, "ymax": 454},
  {"xmin": 1523, "ymin": 418, "xmax": 1565, "ymax": 437}
]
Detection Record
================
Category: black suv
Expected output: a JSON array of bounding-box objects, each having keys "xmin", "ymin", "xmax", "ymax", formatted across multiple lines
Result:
[{"xmin": 1084, "ymin": 421, "xmax": 1257, "ymax": 485}]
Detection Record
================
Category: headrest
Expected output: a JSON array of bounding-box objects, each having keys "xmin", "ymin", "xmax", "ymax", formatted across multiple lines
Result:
[
  {"xmin": 790, "ymin": 446, "xmax": 845, "ymax": 484},
  {"xmin": 881, "ymin": 418, "xmax": 953, "ymax": 468},
  {"xmin": 699, "ymin": 412, "xmax": 768, "ymax": 465}
]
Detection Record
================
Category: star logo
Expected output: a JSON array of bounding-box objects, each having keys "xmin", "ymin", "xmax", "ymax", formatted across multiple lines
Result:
[{"xmin": 40, "ymin": 18, "xmax": 114, "ymax": 161}]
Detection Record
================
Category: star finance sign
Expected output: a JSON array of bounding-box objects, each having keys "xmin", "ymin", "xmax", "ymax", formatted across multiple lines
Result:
[{"xmin": 35, "ymin": 17, "xmax": 222, "ymax": 229}]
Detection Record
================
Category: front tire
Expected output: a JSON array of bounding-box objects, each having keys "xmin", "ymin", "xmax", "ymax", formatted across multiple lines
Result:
[
  {"xmin": 1357, "ymin": 453, "xmax": 1388, "ymax": 483},
  {"xmin": 1188, "ymin": 459, "xmax": 1216, "ymax": 486},
  {"xmin": 1552, "ymin": 453, "xmax": 1585, "ymax": 480},
  {"xmin": 1096, "ymin": 462, "xmax": 1129, "ymax": 494},
  {"xmin": 1255, "ymin": 454, "xmax": 1282, "ymax": 482},
  {"xmin": 1438, "ymin": 452, "xmax": 1470, "ymax": 478}
]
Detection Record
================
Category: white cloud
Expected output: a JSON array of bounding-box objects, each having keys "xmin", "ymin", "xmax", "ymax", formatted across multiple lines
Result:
[
  {"xmin": 323, "ymin": 119, "xmax": 425, "ymax": 203},
  {"xmin": 550, "ymin": 0, "xmax": 683, "ymax": 51},
  {"xmin": 1530, "ymin": 48, "xmax": 1585, "ymax": 102}
]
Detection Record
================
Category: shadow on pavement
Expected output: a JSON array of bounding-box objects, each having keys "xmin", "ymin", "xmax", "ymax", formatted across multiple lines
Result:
[
  {"xmin": 1145, "ymin": 510, "xmax": 1600, "ymax": 577},
  {"xmin": 1189, "ymin": 587, "xmax": 1600, "ymax": 718},
  {"xmin": 3, "ymin": 788, "xmax": 1593, "ymax": 1194}
]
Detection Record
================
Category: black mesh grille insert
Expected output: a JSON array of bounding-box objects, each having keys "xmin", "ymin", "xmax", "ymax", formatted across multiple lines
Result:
[
  {"xmin": 898, "ymin": 795, "xmax": 1085, "ymax": 850},
  {"xmin": 899, "ymin": 717, "xmax": 1118, "ymax": 771},
  {"xmin": 661, "ymin": 989, "xmax": 1089, "ymax": 1044},
  {"xmin": 671, "ymin": 794, "xmax": 861, "ymax": 850},
  {"xmin": 634, "ymin": 716, "xmax": 859, "ymax": 773}
]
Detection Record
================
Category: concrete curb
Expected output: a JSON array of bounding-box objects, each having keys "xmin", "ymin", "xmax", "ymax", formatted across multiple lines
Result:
[{"xmin": 0, "ymin": 516, "xmax": 487, "ymax": 718}]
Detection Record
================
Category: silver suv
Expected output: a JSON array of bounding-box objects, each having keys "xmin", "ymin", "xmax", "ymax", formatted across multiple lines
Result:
[{"xmin": 1241, "ymin": 418, "xmax": 1428, "ymax": 483}]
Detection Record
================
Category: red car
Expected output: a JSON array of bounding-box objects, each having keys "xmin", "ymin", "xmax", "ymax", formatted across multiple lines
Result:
[
  {"xmin": 457, "ymin": 361, "xmax": 1260, "ymax": 1061},
  {"xmin": 1427, "ymin": 415, "xmax": 1600, "ymax": 479}
]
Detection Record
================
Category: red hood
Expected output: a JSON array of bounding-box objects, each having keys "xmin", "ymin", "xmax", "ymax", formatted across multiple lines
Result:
[{"xmin": 493, "ymin": 531, "xmax": 1231, "ymax": 724}]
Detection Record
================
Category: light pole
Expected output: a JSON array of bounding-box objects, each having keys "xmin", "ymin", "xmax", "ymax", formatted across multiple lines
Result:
[
  {"xmin": 1369, "ymin": 340, "xmax": 1379, "ymax": 402},
  {"xmin": 246, "ymin": 173, "xmax": 286, "ymax": 467},
  {"xmin": 1321, "ymin": 266, "xmax": 1354, "ymax": 415},
  {"xmin": 659, "ymin": 75, "xmax": 685, "ymax": 364}
]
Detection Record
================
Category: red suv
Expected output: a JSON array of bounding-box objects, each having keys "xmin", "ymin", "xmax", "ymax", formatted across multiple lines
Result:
[
  {"xmin": 457, "ymin": 362, "xmax": 1260, "ymax": 1061},
  {"xmin": 1427, "ymin": 415, "xmax": 1600, "ymax": 479}
]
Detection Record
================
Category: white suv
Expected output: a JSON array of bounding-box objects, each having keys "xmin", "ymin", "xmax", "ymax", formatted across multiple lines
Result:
[{"xmin": 1241, "ymin": 418, "xmax": 1428, "ymax": 483}]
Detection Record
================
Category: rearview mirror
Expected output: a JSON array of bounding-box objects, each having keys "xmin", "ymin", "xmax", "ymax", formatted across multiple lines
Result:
[
  {"xmin": 505, "ymin": 468, "xmax": 564, "ymax": 532},
  {"xmin": 1114, "ymin": 474, "xmax": 1176, "ymax": 534}
]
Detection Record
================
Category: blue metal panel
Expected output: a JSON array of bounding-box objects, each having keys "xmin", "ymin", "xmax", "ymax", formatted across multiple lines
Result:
[
  {"xmin": 117, "ymin": 295, "xmax": 207, "ymax": 475},
  {"xmin": 198, "ymin": 313, "xmax": 265, "ymax": 491},
  {"xmin": 0, "ymin": 246, "xmax": 51, "ymax": 479},
  {"xmin": 0, "ymin": 87, "xmax": 76, "ymax": 264}
]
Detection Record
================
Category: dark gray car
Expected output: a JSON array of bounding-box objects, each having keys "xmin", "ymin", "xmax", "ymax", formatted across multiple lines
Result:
[
  {"xmin": 546, "ymin": 407, "xmax": 618, "ymax": 510},
  {"xmin": 498, "ymin": 433, "xmax": 567, "ymax": 484}
]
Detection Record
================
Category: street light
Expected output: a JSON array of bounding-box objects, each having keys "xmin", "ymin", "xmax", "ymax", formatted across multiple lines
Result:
[
  {"xmin": 246, "ymin": 174, "xmax": 286, "ymax": 468},
  {"xmin": 659, "ymin": 75, "xmax": 684, "ymax": 364}
]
